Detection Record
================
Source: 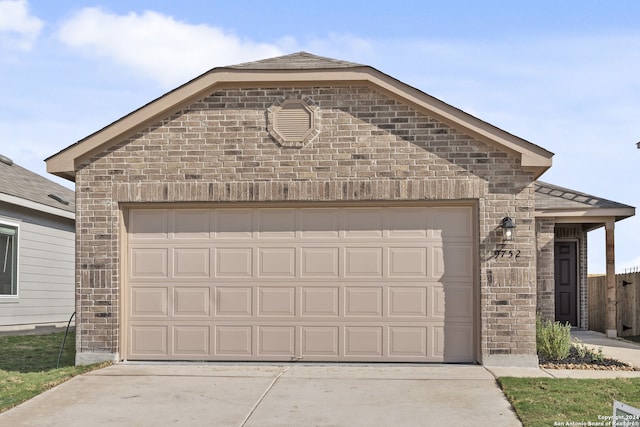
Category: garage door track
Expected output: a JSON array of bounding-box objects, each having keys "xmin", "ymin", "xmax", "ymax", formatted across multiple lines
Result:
[{"xmin": 0, "ymin": 364, "xmax": 520, "ymax": 426}]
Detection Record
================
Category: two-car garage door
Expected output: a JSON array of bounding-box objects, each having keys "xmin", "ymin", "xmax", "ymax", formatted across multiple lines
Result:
[{"xmin": 125, "ymin": 205, "xmax": 475, "ymax": 362}]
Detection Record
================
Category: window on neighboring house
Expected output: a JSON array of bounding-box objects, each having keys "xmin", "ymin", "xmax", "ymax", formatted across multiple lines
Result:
[{"xmin": 0, "ymin": 224, "xmax": 17, "ymax": 296}]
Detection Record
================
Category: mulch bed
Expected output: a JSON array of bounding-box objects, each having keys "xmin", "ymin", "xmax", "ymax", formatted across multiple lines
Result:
[{"xmin": 539, "ymin": 347, "xmax": 639, "ymax": 371}]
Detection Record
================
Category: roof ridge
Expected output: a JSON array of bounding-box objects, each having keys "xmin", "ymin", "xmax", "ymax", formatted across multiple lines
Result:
[{"xmin": 227, "ymin": 51, "xmax": 365, "ymax": 70}]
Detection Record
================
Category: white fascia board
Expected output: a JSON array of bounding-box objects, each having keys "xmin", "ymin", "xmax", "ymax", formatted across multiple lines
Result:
[
  {"xmin": 0, "ymin": 193, "xmax": 75, "ymax": 220},
  {"xmin": 535, "ymin": 207, "xmax": 635, "ymax": 221}
]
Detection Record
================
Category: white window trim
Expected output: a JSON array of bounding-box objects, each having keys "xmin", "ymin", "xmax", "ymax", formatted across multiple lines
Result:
[{"xmin": 0, "ymin": 219, "xmax": 19, "ymax": 300}]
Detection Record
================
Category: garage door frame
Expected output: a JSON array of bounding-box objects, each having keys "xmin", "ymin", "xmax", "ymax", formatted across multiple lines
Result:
[{"xmin": 119, "ymin": 200, "xmax": 480, "ymax": 363}]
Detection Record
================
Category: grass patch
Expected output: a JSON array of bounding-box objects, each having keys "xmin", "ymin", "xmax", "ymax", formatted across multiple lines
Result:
[
  {"xmin": 499, "ymin": 377, "xmax": 640, "ymax": 427},
  {"xmin": 0, "ymin": 331, "xmax": 106, "ymax": 413}
]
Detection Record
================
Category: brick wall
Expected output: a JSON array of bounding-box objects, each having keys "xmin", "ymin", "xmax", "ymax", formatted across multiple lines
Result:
[
  {"xmin": 536, "ymin": 218, "xmax": 555, "ymax": 321},
  {"xmin": 75, "ymin": 85, "xmax": 537, "ymax": 365}
]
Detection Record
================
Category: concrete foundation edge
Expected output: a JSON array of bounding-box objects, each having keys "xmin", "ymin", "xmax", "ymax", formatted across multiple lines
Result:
[
  {"xmin": 0, "ymin": 322, "xmax": 75, "ymax": 333},
  {"xmin": 76, "ymin": 352, "xmax": 540, "ymax": 368},
  {"xmin": 482, "ymin": 354, "xmax": 539, "ymax": 368},
  {"xmin": 76, "ymin": 352, "xmax": 118, "ymax": 366}
]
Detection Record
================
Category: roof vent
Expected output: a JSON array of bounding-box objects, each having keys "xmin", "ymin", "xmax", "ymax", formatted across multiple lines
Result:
[
  {"xmin": 0, "ymin": 154, "xmax": 13, "ymax": 166},
  {"xmin": 267, "ymin": 97, "xmax": 319, "ymax": 148},
  {"xmin": 48, "ymin": 194, "xmax": 70, "ymax": 205}
]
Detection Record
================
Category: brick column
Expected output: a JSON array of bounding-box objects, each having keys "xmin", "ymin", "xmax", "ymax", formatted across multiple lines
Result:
[{"xmin": 535, "ymin": 218, "xmax": 555, "ymax": 320}]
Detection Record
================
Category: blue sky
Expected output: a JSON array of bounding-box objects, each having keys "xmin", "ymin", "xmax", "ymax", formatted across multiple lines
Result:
[{"xmin": 1, "ymin": 0, "xmax": 639, "ymax": 272}]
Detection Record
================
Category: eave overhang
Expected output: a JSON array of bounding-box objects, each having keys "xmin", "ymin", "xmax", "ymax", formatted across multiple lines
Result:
[
  {"xmin": 0, "ymin": 193, "xmax": 75, "ymax": 220},
  {"xmin": 535, "ymin": 207, "xmax": 635, "ymax": 232},
  {"xmin": 46, "ymin": 64, "xmax": 554, "ymax": 181}
]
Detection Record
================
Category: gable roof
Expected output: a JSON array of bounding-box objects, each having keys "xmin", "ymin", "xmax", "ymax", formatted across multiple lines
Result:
[
  {"xmin": 0, "ymin": 155, "xmax": 74, "ymax": 220},
  {"xmin": 535, "ymin": 181, "xmax": 634, "ymax": 223},
  {"xmin": 230, "ymin": 51, "xmax": 364, "ymax": 69},
  {"xmin": 46, "ymin": 52, "xmax": 553, "ymax": 181}
]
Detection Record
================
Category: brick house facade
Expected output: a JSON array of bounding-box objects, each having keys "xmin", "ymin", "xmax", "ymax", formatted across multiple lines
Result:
[{"xmin": 46, "ymin": 52, "xmax": 633, "ymax": 367}]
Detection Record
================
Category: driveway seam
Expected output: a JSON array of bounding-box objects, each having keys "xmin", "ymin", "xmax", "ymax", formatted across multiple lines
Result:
[{"xmin": 238, "ymin": 365, "xmax": 291, "ymax": 427}]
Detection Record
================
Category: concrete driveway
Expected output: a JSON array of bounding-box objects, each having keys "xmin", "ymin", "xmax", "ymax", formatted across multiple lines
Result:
[{"xmin": 0, "ymin": 364, "xmax": 521, "ymax": 426}]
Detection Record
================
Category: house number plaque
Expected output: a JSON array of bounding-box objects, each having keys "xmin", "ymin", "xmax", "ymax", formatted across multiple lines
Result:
[{"xmin": 491, "ymin": 246, "xmax": 521, "ymax": 260}]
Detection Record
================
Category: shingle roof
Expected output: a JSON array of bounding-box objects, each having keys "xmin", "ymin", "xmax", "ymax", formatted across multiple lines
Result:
[
  {"xmin": 0, "ymin": 156, "xmax": 74, "ymax": 214},
  {"xmin": 46, "ymin": 51, "xmax": 554, "ymax": 181},
  {"xmin": 228, "ymin": 51, "xmax": 364, "ymax": 70},
  {"xmin": 535, "ymin": 181, "xmax": 634, "ymax": 211}
]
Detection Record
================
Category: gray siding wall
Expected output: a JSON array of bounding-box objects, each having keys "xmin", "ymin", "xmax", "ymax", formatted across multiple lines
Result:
[{"xmin": 0, "ymin": 203, "xmax": 75, "ymax": 330}]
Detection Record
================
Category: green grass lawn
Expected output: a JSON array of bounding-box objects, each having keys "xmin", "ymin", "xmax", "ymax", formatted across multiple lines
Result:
[
  {"xmin": 499, "ymin": 377, "xmax": 640, "ymax": 427},
  {"xmin": 0, "ymin": 331, "xmax": 106, "ymax": 413}
]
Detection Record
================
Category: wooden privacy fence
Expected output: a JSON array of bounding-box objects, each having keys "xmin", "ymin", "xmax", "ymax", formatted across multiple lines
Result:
[{"xmin": 588, "ymin": 271, "xmax": 640, "ymax": 336}]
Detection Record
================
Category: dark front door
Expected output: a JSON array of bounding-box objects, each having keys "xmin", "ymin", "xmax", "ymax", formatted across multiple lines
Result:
[{"xmin": 555, "ymin": 241, "xmax": 577, "ymax": 326}]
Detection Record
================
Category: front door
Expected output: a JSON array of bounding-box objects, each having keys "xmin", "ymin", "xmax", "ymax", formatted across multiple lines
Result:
[{"xmin": 555, "ymin": 241, "xmax": 577, "ymax": 326}]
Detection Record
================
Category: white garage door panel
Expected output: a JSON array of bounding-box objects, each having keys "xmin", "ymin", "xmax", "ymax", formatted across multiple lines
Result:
[{"xmin": 126, "ymin": 206, "xmax": 475, "ymax": 362}]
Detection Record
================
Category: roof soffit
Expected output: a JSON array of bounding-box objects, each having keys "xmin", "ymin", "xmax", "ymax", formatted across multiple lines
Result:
[{"xmin": 46, "ymin": 57, "xmax": 554, "ymax": 180}]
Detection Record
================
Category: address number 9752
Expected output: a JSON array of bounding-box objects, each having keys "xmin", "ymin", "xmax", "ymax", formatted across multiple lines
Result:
[{"xmin": 492, "ymin": 249, "xmax": 521, "ymax": 260}]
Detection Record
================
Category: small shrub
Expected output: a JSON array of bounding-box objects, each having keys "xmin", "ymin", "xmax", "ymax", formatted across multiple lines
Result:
[
  {"xmin": 572, "ymin": 338, "xmax": 588, "ymax": 358},
  {"xmin": 571, "ymin": 338, "xmax": 606, "ymax": 362},
  {"xmin": 537, "ymin": 316, "xmax": 572, "ymax": 360},
  {"xmin": 592, "ymin": 347, "xmax": 605, "ymax": 363}
]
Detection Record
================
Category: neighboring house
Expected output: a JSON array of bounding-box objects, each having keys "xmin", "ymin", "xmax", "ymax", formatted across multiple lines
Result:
[
  {"xmin": 45, "ymin": 52, "xmax": 634, "ymax": 367},
  {"xmin": 0, "ymin": 154, "xmax": 75, "ymax": 331}
]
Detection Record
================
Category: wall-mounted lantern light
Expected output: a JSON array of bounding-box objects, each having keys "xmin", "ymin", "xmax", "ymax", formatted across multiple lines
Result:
[{"xmin": 500, "ymin": 216, "xmax": 516, "ymax": 241}]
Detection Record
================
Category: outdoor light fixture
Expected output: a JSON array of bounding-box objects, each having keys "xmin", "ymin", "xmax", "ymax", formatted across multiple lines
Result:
[{"xmin": 500, "ymin": 216, "xmax": 516, "ymax": 241}]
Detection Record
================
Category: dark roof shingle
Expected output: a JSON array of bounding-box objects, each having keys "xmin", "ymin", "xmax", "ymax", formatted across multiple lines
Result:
[{"xmin": 0, "ymin": 156, "xmax": 74, "ymax": 214}]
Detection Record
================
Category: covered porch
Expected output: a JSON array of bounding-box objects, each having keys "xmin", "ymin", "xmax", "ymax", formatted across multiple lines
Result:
[{"xmin": 534, "ymin": 181, "xmax": 635, "ymax": 337}]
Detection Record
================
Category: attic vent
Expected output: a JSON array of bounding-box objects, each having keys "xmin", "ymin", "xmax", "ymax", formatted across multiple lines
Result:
[
  {"xmin": 48, "ymin": 194, "xmax": 69, "ymax": 205},
  {"xmin": 276, "ymin": 103, "xmax": 311, "ymax": 139},
  {"xmin": 0, "ymin": 154, "xmax": 13, "ymax": 166},
  {"xmin": 267, "ymin": 98, "xmax": 319, "ymax": 148}
]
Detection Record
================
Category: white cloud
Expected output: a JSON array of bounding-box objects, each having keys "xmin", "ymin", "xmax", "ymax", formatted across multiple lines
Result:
[
  {"xmin": 57, "ymin": 7, "xmax": 285, "ymax": 87},
  {"xmin": 56, "ymin": 7, "xmax": 378, "ymax": 89},
  {"xmin": 0, "ymin": 0, "xmax": 43, "ymax": 50}
]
